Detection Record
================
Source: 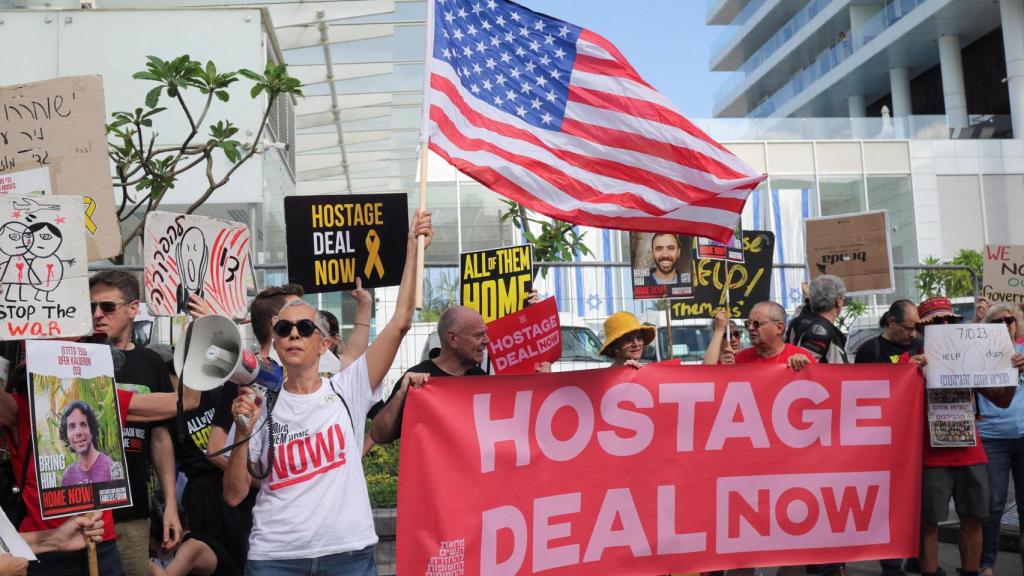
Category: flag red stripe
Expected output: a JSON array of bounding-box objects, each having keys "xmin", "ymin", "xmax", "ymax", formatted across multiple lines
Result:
[
  {"xmin": 431, "ymin": 73, "xmax": 746, "ymax": 205},
  {"xmin": 429, "ymin": 141, "xmax": 736, "ymax": 243},
  {"xmin": 577, "ymin": 29, "xmax": 649, "ymax": 88},
  {"xmin": 573, "ymin": 54, "xmax": 648, "ymax": 87},
  {"xmin": 432, "ymin": 106, "xmax": 685, "ymax": 215},
  {"xmin": 567, "ymin": 84, "xmax": 732, "ymax": 155}
]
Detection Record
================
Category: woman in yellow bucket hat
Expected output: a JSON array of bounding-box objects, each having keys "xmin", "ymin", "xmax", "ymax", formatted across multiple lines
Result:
[{"xmin": 599, "ymin": 311, "xmax": 655, "ymax": 368}]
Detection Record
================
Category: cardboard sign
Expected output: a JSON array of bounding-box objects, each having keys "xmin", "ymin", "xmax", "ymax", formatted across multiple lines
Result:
[
  {"xmin": 923, "ymin": 324, "xmax": 1017, "ymax": 388},
  {"xmin": 461, "ymin": 244, "xmax": 533, "ymax": 322},
  {"xmin": 284, "ymin": 194, "xmax": 409, "ymax": 294},
  {"xmin": 0, "ymin": 76, "xmax": 122, "ymax": 260},
  {"xmin": 397, "ymin": 364, "xmax": 923, "ymax": 574},
  {"xmin": 804, "ymin": 211, "xmax": 894, "ymax": 295},
  {"xmin": 926, "ymin": 388, "xmax": 976, "ymax": 448},
  {"xmin": 0, "ymin": 195, "xmax": 91, "ymax": 340},
  {"xmin": 143, "ymin": 211, "xmax": 254, "ymax": 319},
  {"xmin": 670, "ymin": 231, "xmax": 775, "ymax": 319},
  {"xmin": 630, "ymin": 233, "xmax": 694, "ymax": 299},
  {"xmin": 486, "ymin": 296, "xmax": 560, "ymax": 375},
  {"xmin": 26, "ymin": 340, "xmax": 132, "ymax": 520},
  {"xmin": 981, "ymin": 244, "xmax": 1024, "ymax": 303}
]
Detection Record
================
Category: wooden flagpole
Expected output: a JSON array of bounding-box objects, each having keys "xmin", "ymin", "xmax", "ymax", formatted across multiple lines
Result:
[{"xmin": 415, "ymin": 147, "xmax": 428, "ymax": 311}]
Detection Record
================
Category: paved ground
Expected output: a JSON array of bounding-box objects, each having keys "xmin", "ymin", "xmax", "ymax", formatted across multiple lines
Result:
[{"xmin": 846, "ymin": 541, "xmax": 1020, "ymax": 576}]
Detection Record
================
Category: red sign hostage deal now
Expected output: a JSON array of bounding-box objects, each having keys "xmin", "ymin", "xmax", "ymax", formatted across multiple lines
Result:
[
  {"xmin": 396, "ymin": 364, "xmax": 923, "ymax": 575},
  {"xmin": 486, "ymin": 297, "xmax": 561, "ymax": 375}
]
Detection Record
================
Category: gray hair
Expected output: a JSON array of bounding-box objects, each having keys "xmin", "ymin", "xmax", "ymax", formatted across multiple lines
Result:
[
  {"xmin": 753, "ymin": 301, "xmax": 787, "ymax": 323},
  {"xmin": 808, "ymin": 275, "xmax": 846, "ymax": 313},
  {"xmin": 982, "ymin": 303, "xmax": 1022, "ymax": 338},
  {"xmin": 277, "ymin": 299, "xmax": 331, "ymax": 337}
]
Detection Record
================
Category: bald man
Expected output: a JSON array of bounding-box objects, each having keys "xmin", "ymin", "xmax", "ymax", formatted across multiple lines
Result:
[{"xmin": 370, "ymin": 306, "xmax": 490, "ymax": 445}]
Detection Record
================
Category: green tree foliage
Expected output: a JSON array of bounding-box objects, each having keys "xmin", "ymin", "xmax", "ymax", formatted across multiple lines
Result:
[
  {"xmin": 500, "ymin": 202, "xmax": 593, "ymax": 279},
  {"xmin": 914, "ymin": 249, "xmax": 981, "ymax": 299},
  {"xmin": 107, "ymin": 55, "xmax": 303, "ymax": 253},
  {"xmin": 364, "ymin": 439, "xmax": 400, "ymax": 508}
]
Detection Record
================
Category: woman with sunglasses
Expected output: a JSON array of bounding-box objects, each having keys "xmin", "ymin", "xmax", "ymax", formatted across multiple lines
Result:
[
  {"xmin": 223, "ymin": 210, "xmax": 432, "ymax": 576},
  {"xmin": 976, "ymin": 304, "xmax": 1024, "ymax": 575}
]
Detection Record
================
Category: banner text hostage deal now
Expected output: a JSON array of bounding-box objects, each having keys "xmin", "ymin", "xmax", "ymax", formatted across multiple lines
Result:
[{"xmin": 397, "ymin": 364, "xmax": 923, "ymax": 575}]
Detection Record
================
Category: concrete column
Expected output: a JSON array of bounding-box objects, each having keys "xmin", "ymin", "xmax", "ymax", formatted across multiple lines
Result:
[
  {"xmin": 1001, "ymin": 0, "xmax": 1024, "ymax": 138},
  {"xmin": 890, "ymin": 67, "xmax": 912, "ymax": 118},
  {"xmin": 849, "ymin": 5, "xmax": 876, "ymax": 48},
  {"xmin": 848, "ymin": 94, "xmax": 866, "ymax": 117},
  {"xmin": 938, "ymin": 34, "xmax": 969, "ymax": 129}
]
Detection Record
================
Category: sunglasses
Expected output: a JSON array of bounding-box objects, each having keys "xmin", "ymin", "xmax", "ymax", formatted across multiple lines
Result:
[
  {"xmin": 918, "ymin": 315, "xmax": 959, "ymax": 328},
  {"xmin": 989, "ymin": 317, "xmax": 1017, "ymax": 326},
  {"xmin": 90, "ymin": 301, "xmax": 129, "ymax": 314},
  {"xmin": 729, "ymin": 331, "xmax": 742, "ymax": 339},
  {"xmin": 273, "ymin": 319, "xmax": 323, "ymax": 339},
  {"xmin": 746, "ymin": 320, "xmax": 777, "ymax": 330}
]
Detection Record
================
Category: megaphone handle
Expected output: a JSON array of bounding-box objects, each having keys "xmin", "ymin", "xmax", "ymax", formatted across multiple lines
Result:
[{"xmin": 235, "ymin": 389, "xmax": 257, "ymax": 430}]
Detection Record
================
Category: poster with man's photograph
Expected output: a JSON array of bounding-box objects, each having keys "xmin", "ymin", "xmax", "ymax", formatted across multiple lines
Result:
[
  {"xmin": 26, "ymin": 340, "xmax": 131, "ymax": 519},
  {"xmin": 926, "ymin": 388, "xmax": 977, "ymax": 448},
  {"xmin": 630, "ymin": 233, "xmax": 695, "ymax": 299}
]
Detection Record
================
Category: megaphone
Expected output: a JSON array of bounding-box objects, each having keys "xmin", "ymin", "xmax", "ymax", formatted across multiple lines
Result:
[
  {"xmin": 173, "ymin": 315, "xmax": 283, "ymax": 428},
  {"xmin": 174, "ymin": 315, "xmax": 259, "ymax": 391}
]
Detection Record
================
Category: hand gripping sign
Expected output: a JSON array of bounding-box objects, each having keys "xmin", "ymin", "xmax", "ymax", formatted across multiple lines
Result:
[{"xmin": 397, "ymin": 364, "xmax": 923, "ymax": 575}]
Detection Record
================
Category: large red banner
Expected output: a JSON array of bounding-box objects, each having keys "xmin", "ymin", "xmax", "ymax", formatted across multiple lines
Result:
[{"xmin": 396, "ymin": 364, "xmax": 924, "ymax": 575}]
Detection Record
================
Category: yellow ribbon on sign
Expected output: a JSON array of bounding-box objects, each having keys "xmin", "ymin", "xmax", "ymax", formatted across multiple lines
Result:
[
  {"xmin": 83, "ymin": 196, "xmax": 97, "ymax": 234},
  {"xmin": 364, "ymin": 229, "xmax": 384, "ymax": 279}
]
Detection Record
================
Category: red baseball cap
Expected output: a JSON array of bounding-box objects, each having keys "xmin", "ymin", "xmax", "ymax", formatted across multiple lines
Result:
[{"xmin": 917, "ymin": 297, "xmax": 963, "ymax": 323}]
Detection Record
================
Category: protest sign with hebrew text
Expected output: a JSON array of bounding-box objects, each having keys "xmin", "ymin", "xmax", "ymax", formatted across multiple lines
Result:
[
  {"xmin": 0, "ymin": 194, "xmax": 91, "ymax": 340},
  {"xmin": 923, "ymin": 324, "xmax": 1017, "ymax": 388},
  {"xmin": 1, "ymin": 76, "xmax": 121, "ymax": 260},
  {"xmin": 461, "ymin": 244, "xmax": 533, "ymax": 322},
  {"xmin": 26, "ymin": 340, "xmax": 132, "ymax": 520},
  {"xmin": 284, "ymin": 194, "xmax": 409, "ymax": 294},
  {"xmin": 486, "ymin": 296, "xmax": 560, "ymax": 375},
  {"xmin": 144, "ymin": 211, "xmax": 254, "ymax": 319},
  {"xmin": 805, "ymin": 211, "xmax": 894, "ymax": 295},
  {"xmin": 397, "ymin": 364, "xmax": 922, "ymax": 575}
]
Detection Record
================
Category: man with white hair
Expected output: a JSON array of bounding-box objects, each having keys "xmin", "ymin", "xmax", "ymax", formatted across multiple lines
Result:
[{"xmin": 785, "ymin": 274, "xmax": 849, "ymax": 364}]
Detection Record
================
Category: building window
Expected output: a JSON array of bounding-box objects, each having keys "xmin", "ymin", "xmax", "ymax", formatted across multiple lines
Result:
[
  {"xmin": 819, "ymin": 176, "xmax": 865, "ymax": 216},
  {"xmin": 936, "ymin": 175, "xmax": 984, "ymax": 259},
  {"xmin": 867, "ymin": 175, "xmax": 917, "ymax": 302},
  {"xmin": 983, "ymin": 175, "xmax": 1024, "ymax": 245}
]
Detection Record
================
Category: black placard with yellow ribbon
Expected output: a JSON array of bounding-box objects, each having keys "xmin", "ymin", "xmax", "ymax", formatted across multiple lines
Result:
[{"xmin": 283, "ymin": 194, "xmax": 409, "ymax": 294}]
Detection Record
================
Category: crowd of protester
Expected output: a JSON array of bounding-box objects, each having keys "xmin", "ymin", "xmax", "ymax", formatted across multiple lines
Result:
[{"xmin": 0, "ymin": 211, "xmax": 1021, "ymax": 576}]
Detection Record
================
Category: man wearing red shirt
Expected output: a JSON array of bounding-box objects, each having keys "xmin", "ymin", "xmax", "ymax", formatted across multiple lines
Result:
[{"xmin": 705, "ymin": 301, "xmax": 814, "ymax": 370}]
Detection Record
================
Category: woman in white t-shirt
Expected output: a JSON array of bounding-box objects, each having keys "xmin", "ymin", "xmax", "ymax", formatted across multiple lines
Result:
[{"xmin": 224, "ymin": 210, "xmax": 433, "ymax": 576}]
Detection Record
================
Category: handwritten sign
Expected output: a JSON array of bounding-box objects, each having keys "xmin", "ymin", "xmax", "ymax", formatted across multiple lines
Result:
[
  {"xmin": 26, "ymin": 340, "xmax": 132, "ymax": 520},
  {"xmin": 486, "ymin": 296, "xmax": 560, "ymax": 374},
  {"xmin": 670, "ymin": 231, "xmax": 775, "ymax": 320},
  {"xmin": 923, "ymin": 324, "xmax": 1017, "ymax": 388},
  {"xmin": 143, "ymin": 211, "xmax": 254, "ymax": 319},
  {"xmin": 805, "ymin": 211, "xmax": 894, "ymax": 295},
  {"xmin": 461, "ymin": 244, "xmax": 533, "ymax": 323},
  {"xmin": 0, "ymin": 194, "xmax": 91, "ymax": 340},
  {"xmin": 1, "ymin": 76, "xmax": 122, "ymax": 260},
  {"xmin": 284, "ymin": 194, "xmax": 409, "ymax": 294},
  {"xmin": 981, "ymin": 244, "xmax": 1024, "ymax": 303}
]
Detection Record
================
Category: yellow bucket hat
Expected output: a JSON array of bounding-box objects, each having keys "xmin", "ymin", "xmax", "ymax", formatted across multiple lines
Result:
[{"xmin": 600, "ymin": 311, "xmax": 655, "ymax": 355}]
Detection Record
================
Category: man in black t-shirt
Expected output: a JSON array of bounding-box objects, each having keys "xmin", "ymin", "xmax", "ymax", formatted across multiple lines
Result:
[
  {"xmin": 90, "ymin": 271, "xmax": 179, "ymax": 576},
  {"xmin": 371, "ymin": 306, "xmax": 490, "ymax": 444},
  {"xmin": 855, "ymin": 299, "xmax": 923, "ymax": 364}
]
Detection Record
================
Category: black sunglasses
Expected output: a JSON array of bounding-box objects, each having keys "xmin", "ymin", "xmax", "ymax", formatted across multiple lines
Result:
[
  {"xmin": 273, "ymin": 319, "xmax": 323, "ymax": 339},
  {"xmin": 918, "ymin": 315, "xmax": 959, "ymax": 328},
  {"xmin": 989, "ymin": 317, "xmax": 1017, "ymax": 326},
  {"xmin": 90, "ymin": 300, "xmax": 129, "ymax": 314},
  {"xmin": 729, "ymin": 331, "xmax": 742, "ymax": 339}
]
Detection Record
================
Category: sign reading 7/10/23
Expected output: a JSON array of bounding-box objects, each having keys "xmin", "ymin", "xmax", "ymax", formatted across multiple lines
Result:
[
  {"xmin": 460, "ymin": 245, "xmax": 533, "ymax": 323},
  {"xmin": 283, "ymin": 194, "xmax": 409, "ymax": 294}
]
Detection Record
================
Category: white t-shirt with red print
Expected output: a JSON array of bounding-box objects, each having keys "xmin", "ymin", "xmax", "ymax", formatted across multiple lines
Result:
[{"xmin": 246, "ymin": 355, "xmax": 380, "ymax": 561}]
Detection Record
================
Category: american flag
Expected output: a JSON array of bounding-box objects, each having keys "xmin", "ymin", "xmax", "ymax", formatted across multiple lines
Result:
[{"xmin": 423, "ymin": 0, "xmax": 766, "ymax": 243}]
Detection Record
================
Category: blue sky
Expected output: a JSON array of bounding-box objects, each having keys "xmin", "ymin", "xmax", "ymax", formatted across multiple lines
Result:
[{"xmin": 522, "ymin": 0, "xmax": 719, "ymax": 118}]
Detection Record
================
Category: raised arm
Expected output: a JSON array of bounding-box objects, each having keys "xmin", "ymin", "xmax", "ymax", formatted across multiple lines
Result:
[
  {"xmin": 340, "ymin": 277, "xmax": 373, "ymax": 371},
  {"xmin": 702, "ymin": 310, "xmax": 730, "ymax": 365},
  {"xmin": 126, "ymin": 387, "xmax": 199, "ymax": 423},
  {"xmin": 365, "ymin": 210, "xmax": 432, "ymax": 389}
]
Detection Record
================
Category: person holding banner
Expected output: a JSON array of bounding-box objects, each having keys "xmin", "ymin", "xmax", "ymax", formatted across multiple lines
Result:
[
  {"xmin": 785, "ymin": 275, "xmax": 849, "ymax": 364},
  {"xmin": 854, "ymin": 300, "xmax": 921, "ymax": 364},
  {"xmin": 977, "ymin": 304, "xmax": 1024, "ymax": 575},
  {"xmin": 599, "ymin": 311, "xmax": 654, "ymax": 368},
  {"xmin": 224, "ymin": 210, "xmax": 432, "ymax": 575},
  {"xmin": 705, "ymin": 302, "xmax": 814, "ymax": 370}
]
